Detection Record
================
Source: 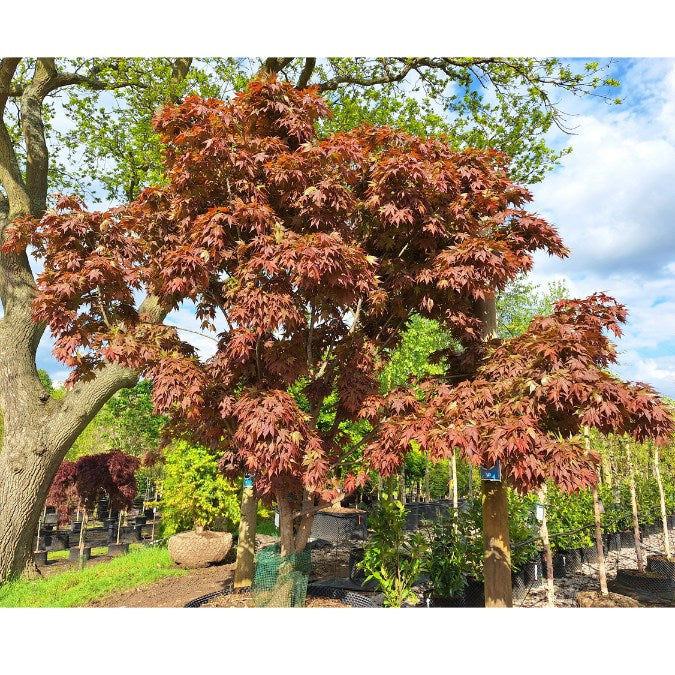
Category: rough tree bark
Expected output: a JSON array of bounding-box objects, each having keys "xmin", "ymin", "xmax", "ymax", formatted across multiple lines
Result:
[{"xmin": 0, "ymin": 58, "xmax": 188, "ymax": 584}]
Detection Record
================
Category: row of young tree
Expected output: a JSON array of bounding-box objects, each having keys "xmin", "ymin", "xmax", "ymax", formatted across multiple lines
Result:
[{"xmin": 1, "ymin": 59, "xmax": 672, "ymax": 605}]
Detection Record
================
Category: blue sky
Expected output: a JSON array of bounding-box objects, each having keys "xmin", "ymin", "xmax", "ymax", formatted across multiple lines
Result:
[{"xmin": 26, "ymin": 57, "xmax": 675, "ymax": 398}]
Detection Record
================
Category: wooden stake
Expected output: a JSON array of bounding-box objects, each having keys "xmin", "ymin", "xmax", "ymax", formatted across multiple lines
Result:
[
  {"xmin": 537, "ymin": 486, "xmax": 555, "ymax": 607},
  {"xmin": 584, "ymin": 427, "xmax": 608, "ymax": 595},
  {"xmin": 234, "ymin": 482, "xmax": 257, "ymax": 588},
  {"xmin": 626, "ymin": 440, "xmax": 644, "ymax": 572},
  {"xmin": 653, "ymin": 444, "xmax": 672, "ymax": 560}
]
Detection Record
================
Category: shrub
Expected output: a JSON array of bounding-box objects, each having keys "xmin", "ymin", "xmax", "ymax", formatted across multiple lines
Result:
[
  {"xmin": 358, "ymin": 497, "xmax": 427, "ymax": 607},
  {"xmin": 159, "ymin": 441, "xmax": 240, "ymax": 536}
]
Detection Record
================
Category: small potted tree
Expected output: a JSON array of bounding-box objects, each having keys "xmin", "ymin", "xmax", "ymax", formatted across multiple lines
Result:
[{"xmin": 42, "ymin": 461, "xmax": 78, "ymax": 563}]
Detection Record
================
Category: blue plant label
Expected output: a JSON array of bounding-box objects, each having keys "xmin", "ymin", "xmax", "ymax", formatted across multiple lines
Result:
[
  {"xmin": 243, "ymin": 474, "xmax": 254, "ymax": 488},
  {"xmin": 480, "ymin": 460, "xmax": 501, "ymax": 482}
]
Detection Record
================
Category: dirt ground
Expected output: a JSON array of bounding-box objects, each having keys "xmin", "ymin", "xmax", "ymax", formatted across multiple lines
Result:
[{"xmin": 81, "ymin": 530, "xmax": 675, "ymax": 608}]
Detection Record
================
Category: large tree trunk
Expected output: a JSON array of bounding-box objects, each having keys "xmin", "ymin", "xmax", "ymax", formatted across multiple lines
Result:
[
  {"xmin": 476, "ymin": 292, "xmax": 513, "ymax": 607},
  {"xmin": 234, "ymin": 480, "xmax": 257, "ymax": 588},
  {"xmin": 481, "ymin": 478, "xmax": 513, "ymax": 607}
]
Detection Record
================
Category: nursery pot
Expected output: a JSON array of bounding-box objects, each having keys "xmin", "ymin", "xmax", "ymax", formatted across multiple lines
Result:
[
  {"xmin": 33, "ymin": 550, "xmax": 48, "ymax": 566},
  {"xmin": 464, "ymin": 577, "xmax": 485, "ymax": 607},
  {"xmin": 543, "ymin": 552, "xmax": 567, "ymax": 578},
  {"xmin": 646, "ymin": 555, "xmax": 675, "ymax": 580},
  {"xmin": 134, "ymin": 515, "xmax": 147, "ymax": 526},
  {"xmin": 348, "ymin": 547, "xmax": 365, "ymax": 583},
  {"xmin": 668, "ymin": 515, "xmax": 675, "ymax": 529},
  {"xmin": 69, "ymin": 546, "xmax": 91, "ymax": 563},
  {"xmin": 620, "ymin": 530, "xmax": 635, "ymax": 548},
  {"xmin": 606, "ymin": 533, "xmax": 621, "ymax": 552},
  {"xmin": 133, "ymin": 524, "xmax": 143, "ymax": 541},
  {"xmin": 564, "ymin": 549, "xmax": 582, "ymax": 572},
  {"xmin": 427, "ymin": 594, "xmax": 466, "ymax": 607},
  {"xmin": 511, "ymin": 570, "xmax": 526, "ymax": 600},
  {"xmin": 523, "ymin": 559, "xmax": 543, "ymax": 587},
  {"xmin": 70, "ymin": 521, "xmax": 82, "ymax": 534},
  {"xmin": 144, "ymin": 508, "xmax": 154, "ymax": 520},
  {"xmin": 615, "ymin": 568, "xmax": 673, "ymax": 593},
  {"xmin": 108, "ymin": 542, "xmax": 129, "ymax": 557}
]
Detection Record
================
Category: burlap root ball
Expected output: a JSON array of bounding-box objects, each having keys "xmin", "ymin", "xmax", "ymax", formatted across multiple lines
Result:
[{"xmin": 168, "ymin": 530, "xmax": 233, "ymax": 568}]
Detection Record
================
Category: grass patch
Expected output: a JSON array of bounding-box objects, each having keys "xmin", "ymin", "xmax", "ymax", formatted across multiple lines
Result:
[
  {"xmin": 0, "ymin": 546, "xmax": 185, "ymax": 608},
  {"xmin": 47, "ymin": 543, "xmax": 144, "ymax": 560}
]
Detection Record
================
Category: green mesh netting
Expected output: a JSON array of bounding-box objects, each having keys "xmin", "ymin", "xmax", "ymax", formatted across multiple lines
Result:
[{"xmin": 252, "ymin": 544, "xmax": 312, "ymax": 607}]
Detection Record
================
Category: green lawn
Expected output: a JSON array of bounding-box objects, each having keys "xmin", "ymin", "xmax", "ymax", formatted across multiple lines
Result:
[{"xmin": 0, "ymin": 546, "xmax": 186, "ymax": 608}]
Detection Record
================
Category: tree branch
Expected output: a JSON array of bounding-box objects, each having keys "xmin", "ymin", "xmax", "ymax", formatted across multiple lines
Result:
[{"xmin": 296, "ymin": 58, "xmax": 316, "ymax": 89}]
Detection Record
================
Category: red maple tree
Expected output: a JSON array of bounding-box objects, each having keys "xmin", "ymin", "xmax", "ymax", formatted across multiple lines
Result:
[{"xmin": 7, "ymin": 76, "xmax": 671, "ymax": 556}]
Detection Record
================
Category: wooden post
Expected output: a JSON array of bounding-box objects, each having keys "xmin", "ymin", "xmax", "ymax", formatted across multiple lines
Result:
[
  {"xmin": 234, "ymin": 480, "xmax": 258, "ymax": 588},
  {"xmin": 653, "ymin": 444, "xmax": 672, "ymax": 560},
  {"xmin": 481, "ymin": 479, "xmax": 512, "ymax": 607},
  {"xmin": 537, "ymin": 486, "xmax": 555, "ymax": 607},
  {"xmin": 626, "ymin": 440, "xmax": 644, "ymax": 572}
]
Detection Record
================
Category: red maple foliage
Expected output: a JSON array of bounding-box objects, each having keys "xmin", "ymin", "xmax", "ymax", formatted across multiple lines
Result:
[
  {"xmin": 46, "ymin": 460, "xmax": 78, "ymax": 524},
  {"xmin": 363, "ymin": 293, "xmax": 674, "ymax": 493},
  {"xmin": 7, "ymin": 76, "xmax": 671, "ymax": 551},
  {"xmin": 46, "ymin": 452, "xmax": 140, "ymax": 520}
]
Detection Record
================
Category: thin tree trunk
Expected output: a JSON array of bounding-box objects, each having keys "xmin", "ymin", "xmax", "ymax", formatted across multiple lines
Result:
[
  {"xmin": 234, "ymin": 481, "xmax": 257, "ymax": 588},
  {"xmin": 424, "ymin": 451, "xmax": 430, "ymax": 502},
  {"xmin": 626, "ymin": 441, "xmax": 644, "ymax": 572},
  {"xmin": 116, "ymin": 509, "xmax": 123, "ymax": 545},
  {"xmin": 653, "ymin": 444, "xmax": 672, "ymax": 559},
  {"xmin": 451, "ymin": 453, "xmax": 458, "ymax": 510},
  {"xmin": 592, "ymin": 485, "xmax": 609, "ymax": 595},
  {"xmin": 399, "ymin": 462, "xmax": 406, "ymax": 505},
  {"xmin": 538, "ymin": 486, "xmax": 555, "ymax": 607}
]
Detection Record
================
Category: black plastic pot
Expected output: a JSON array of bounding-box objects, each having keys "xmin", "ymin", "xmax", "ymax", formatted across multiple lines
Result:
[
  {"xmin": 668, "ymin": 515, "xmax": 675, "ymax": 529},
  {"xmin": 69, "ymin": 546, "xmax": 91, "ymax": 562},
  {"xmin": 133, "ymin": 515, "xmax": 147, "ymax": 526},
  {"xmin": 403, "ymin": 504, "xmax": 422, "ymax": 530},
  {"xmin": 646, "ymin": 555, "xmax": 675, "ymax": 580},
  {"xmin": 33, "ymin": 550, "xmax": 48, "ymax": 566},
  {"xmin": 620, "ymin": 530, "xmax": 636, "ymax": 547},
  {"xmin": 144, "ymin": 508, "xmax": 154, "ymax": 520},
  {"xmin": 464, "ymin": 577, "xmax": 484, "ymax": 607},
  {"xmin": 543, "ymin": 552, "xmax": 567, "ymax": 578},
  {"xmin": 615, "ymin": 568, "xmax": 673, "ymax": 593},
  {"xmin": 133, "ymin": 524, "xmax": 143, "ymax": 541},
  {"xmin": 523, "ymin": 559, "xmax": 543, "ymax": 587},
  {"xmin": 606, "ymin": 533, "xmax": 621, "ymax": 552},
  {"xmin": 70, "ymin": 521, "xmax": 82, "ymax": 534},
  {"xmin": 563, "ymin": 549, "xmax": 582, "ymax": 572},
  {"xmin": 511, "ymin": 570, "xmax": 526, "ymax": 600},
  {"xmin": 348, "ymin": 547, "xmax": 365, "ymax": 582},
  {"xmin": 427, "ymin": 594, "xmax": 465, "ymax": 607},
  {"xmin": 310, "ymin": 510, "xmax": 368, "ymax": 542},
  {"xmin": 108, "ymin": 542, "xmax": 129, "ymax": 557}
]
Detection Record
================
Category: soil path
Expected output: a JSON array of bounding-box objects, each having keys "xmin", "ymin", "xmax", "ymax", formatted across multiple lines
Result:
[{"xmin": 90, "ymin": 562, "xmax": 236, "ymax": 607}]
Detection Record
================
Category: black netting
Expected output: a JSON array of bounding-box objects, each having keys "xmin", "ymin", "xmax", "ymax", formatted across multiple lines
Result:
[{"xmin": 310, "ymin": 511, "xmax": 367, "ymax": 542}]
